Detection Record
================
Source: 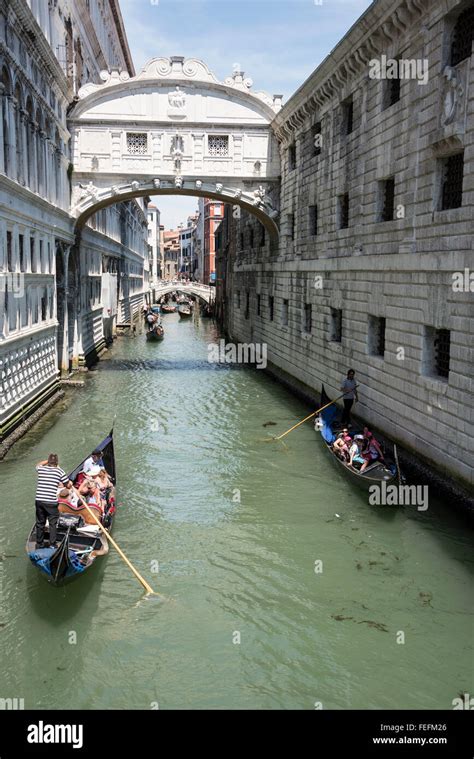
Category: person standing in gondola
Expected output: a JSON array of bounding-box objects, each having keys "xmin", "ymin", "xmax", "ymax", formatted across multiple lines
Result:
[
  {"xmin": 340, "ymin": 368, "xmax": 358, "ymax": 426},
  {"xmin": 35, "ymin": 454, "xmax": 72, "ymax": 549}
]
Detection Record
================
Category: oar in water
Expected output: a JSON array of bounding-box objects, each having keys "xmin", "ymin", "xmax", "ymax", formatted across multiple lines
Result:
[
  {"xmin": 263, "ymin": 390, "xmax": 352, "ymax": 443},
  {"xmin": 71, "ymin": 486, "xmax": 160, "ymax": 598}
]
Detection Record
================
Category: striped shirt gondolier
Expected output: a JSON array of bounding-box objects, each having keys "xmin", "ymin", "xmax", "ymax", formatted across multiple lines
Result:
[{"xmin": 35, "ymin": 466, "xmax": 69, "ymax": 504}]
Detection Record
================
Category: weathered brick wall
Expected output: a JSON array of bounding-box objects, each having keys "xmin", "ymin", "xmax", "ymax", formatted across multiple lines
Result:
[{"xmin": 223, "ymin": 0, "xmax": 474, "ymax": 489}]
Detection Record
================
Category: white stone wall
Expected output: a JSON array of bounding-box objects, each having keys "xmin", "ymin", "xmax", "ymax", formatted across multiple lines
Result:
[{"xmin": 228, "ymin": 0, "xmax": 474, "ymax": 489}]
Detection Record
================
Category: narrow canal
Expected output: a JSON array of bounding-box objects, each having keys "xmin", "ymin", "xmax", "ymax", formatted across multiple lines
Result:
[{"xmin": 1, "ymin": 313, "xmax": 472, "ymax": 710}]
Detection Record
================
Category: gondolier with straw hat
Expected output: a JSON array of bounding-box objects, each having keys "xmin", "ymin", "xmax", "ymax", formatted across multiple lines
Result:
[
  {"xmin": 340, "ymin": 368, "xmax": 358, "ymax": 426},
  {"xmin": 34, "ymin": 454, "xmax": 72, "ymax": 549}
]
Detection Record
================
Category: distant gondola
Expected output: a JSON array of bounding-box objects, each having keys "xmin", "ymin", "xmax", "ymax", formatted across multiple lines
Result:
[
  {"xmin": 161, "ymin": 303, "xmax": 176, "ymax": 313},
  {"xmin": 26, "ymin": 431, "xmax": 117, "ymax": 586},
  {"xmin": 316, "ymin": 385, "xmax": 399, "ymax": 490},
  {"xmin": 178, "ymin": 304, "xmax": 192, "ymax": 318},
  {"xmin": 146, "ymin": 324, "xmax": 165, "ymax": 341}
]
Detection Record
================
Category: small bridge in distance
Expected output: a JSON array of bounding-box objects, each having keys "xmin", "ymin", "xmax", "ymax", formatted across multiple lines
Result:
[{"xmin": 151, "ymin": 282, "xmax": 216, "ymax": 305}]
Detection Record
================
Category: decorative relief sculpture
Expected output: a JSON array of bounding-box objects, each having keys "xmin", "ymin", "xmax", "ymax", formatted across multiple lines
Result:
[
  {"xmin": 167, "ymin": 86, "xmax": 187, "ymax": 119},
  {"xmin": 174, "ymin": 176, "xmax": 183, "ymax": 189},
  {"xmin": 195, "ymin": 180, "xmax": 202, "ymax": 189},
  {"xmin": 153, "ymin": 178, "xmax": 161, "ymax": 188},
  {"xmin": 441, "ymin": 66, "xmax": 464, "ymax": 128}
]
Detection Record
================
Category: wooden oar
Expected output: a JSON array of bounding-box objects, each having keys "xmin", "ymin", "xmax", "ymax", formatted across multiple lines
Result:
[
  {"xmin": 266, "ymin": 389, "xmax": 355, "ymax": 442},
  {"xmin": 71, "ymin": 486, "xmax": 159, "ymax": 597}
]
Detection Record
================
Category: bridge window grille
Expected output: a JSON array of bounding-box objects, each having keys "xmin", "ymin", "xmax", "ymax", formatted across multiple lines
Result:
[
  {"xmin": 126, "ymin": 133, "xmax": 148, "ymax": 155},
  {"xmin": 440, "ymin": 152, "xmax": 464, "ymax": 210},
  {"xmin": 450, "ymin": 6, "xmax": 474, "ymax": 66},
  {"xmin": 330, "ymin": 308, "xmax": 342, "ymax": 342},
  {"xmin": 208, "ymin": 136, "xmax": 229, "ymax": 157}
]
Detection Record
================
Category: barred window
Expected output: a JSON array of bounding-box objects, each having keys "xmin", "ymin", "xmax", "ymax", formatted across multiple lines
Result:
[
  {"xmin": 245, "ymin": 291, "xmax": 250, "ymax": 319},
  {"xmin": 312, "ymin": 122, "xmax": 322, "ymax": 157},
  {"xmin": 288, "ymin": 142, "xmax": 297, "ymax": 170},
  {"xmin": 208, "ymin": 135, "xmax": 229, "ymax": 157},
  {"xmin": 435, "ymin": 329, "xmax": 451, "ymax": 378},
  {"xmin": 309, "ymin": 204, "xmax": 318, "ymax": 235},
  {"xmin": 269, "ymin": 295, "xmax": 274, "ymax": 322},
  {"xmin": 450, "ymin": 6, "xmax": 474, "ymax": 66},
  {"xmin": 423, "ymin": 326, "xmax": 451, "ymax": 380},
  {"xmin": 342, "ymin": 97, "xmax": 354, "ymax": 135},
  {"xmin": 368, "ymin": 315, "xmax": 386, "ymax": 357},
  {"xmin": 379, "ymin": 178, "xmax": 395, "ymax": 222},
  {"xmin": 338, "ymin": 194, "xmax": 349, "ymax": 229},
  {"xmin": 259, "ymin": 223, "xmax": 266, "ymax": 247},
  {"xmin": 441, "ymin": 152, "xmax": 464, "ymax": 210},
  {"xmin": 257, "ymin": 294, "xmax": 261, "ymax": 316},
  {"xmin": 126, "ymin": 133, "xmax": 148, "ymax": 155},
  {"xmin": 383, "ymin": 73, "xmax": 401, "ymax": 110},
  {"xmin": 330, "ymin": 308, "xmax": 342, "ymax": 342},
  {"xmin": 282, "ymin": 299, "xmax": 289, "ymax": 327},
  {"xmin": 304, "ymin": 303, "xmax": 312, "ymax": 334},
  {"xmin": 6, "ymin": 231, "xmax": 12, "ymax": 271}
]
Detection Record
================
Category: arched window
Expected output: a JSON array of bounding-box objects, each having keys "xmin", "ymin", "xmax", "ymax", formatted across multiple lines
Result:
[
  {"xmin": 1, "ymin": 66, "xmax": 12, "ymax": 176},
  {"xmin": 35, "ymin": 107, "xmax": 44, "ymax": 195},
  {"xmin": 451, "ymin": 4, "xmax": 474, "ymax": 66},
  {"xmin": 54, "ymin": 128, "xmax": 61, "ymax": 205},
  {"xmin": 14, "ymin": 81, "xmax": 23, "ymax": 184},
  {"xmin": 25, "ymin": 95, "xmax": 34, "ymax": 189}
]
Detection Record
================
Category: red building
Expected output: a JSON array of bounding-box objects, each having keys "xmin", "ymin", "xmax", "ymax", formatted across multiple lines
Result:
[{"xmin": 203, "ymin": 199, "xmax": 224, "ymax": 285}]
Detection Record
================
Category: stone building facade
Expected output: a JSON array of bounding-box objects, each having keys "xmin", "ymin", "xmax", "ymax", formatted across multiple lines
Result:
[
  {"xmin": 0, "ymin": 0, "xmax": 148, "ymax": 445},
  {"xmin": 218, "ymin": 0, "xmax": 474, "ymax": 490}
]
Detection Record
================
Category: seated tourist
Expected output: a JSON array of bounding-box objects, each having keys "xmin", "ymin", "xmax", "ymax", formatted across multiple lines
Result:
[
  {"xmin": 347, "ymin": 435, "xmax": 365, "ymax": 469},
  {"xmin": 360, "ymin": 430, "xmax": 385, "ymax": 473},
  {"xmin": 333, "ymin": 433, "xmax": 350, "ymax": 461},
  {"xmin": 83, "ymin": 449, "xmax": 104, "ymax": 475}
]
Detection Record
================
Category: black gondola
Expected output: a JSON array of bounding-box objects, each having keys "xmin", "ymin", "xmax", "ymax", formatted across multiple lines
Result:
[
  {"xmin": 316, "ymin": 386, "xmax": 399, "ymax": 490},
  {"xmin": 26, "ymin": 431, "xmax": 117, "ymax": 586},
  {"xmin": 146, "ymin": 324, "xmax": 165, "ymax": 341}
]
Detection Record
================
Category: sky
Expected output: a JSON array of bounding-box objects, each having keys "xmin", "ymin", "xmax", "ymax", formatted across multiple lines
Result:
[{"xmin": 119, "ymin": 0, "xmax": 373, "ymax": 228}]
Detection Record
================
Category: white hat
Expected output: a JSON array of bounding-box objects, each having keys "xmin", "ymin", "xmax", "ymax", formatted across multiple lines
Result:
[{"xmin": 89, "ymin": 465, "xmax": 102, "ymax": 476}]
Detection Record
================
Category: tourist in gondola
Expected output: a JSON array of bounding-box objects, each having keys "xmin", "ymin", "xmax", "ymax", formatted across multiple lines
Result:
[
  {"xmin": 333, "ymin": 433, "xmax": 350, "ymax": 462},
  {"xmin": 83, "ymin": 449, "xmax": 104, "ymax": 475},
  {"xmin": 340, "ymin": 369, "xmax": 358, "ymax": 426},
  {"xmin": 34, "ymin": 454, "xmax": 72, "ymax": 548},
  {"xmin": 347, "ymin": 435, "xmax": 365, "ymax": 469},
  {"xmin": 359, "ymin": 429, "xmax": 385, "ymax": 473}
]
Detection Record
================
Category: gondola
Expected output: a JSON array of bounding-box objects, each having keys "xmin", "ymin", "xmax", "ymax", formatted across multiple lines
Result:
[
  {"xmin": 26, "ymin": 431, "xmax": 117, "ymax": 586},
  {"xmin": 178, "ymin": 304, "xmax": 192, "ymax": 318},
  {"xmin": 161, "ymin": 303, "xmax": 176, "ymax": 314},
  {"xmin": 146, "ymin": 324, "xmax": 164, "ymax": 341},
  {"xmin": 316, "ymin": 385, "xmax": 399, "ymax": 490},
  {"xmin": 200, "ymin": 304, "xmax": 214, "ymax": 318}
]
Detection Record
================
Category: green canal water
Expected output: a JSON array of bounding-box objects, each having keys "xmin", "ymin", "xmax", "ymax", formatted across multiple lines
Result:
[{"xmin": 0, "ymin": 313, "xmax": 472, "ymax": 710}]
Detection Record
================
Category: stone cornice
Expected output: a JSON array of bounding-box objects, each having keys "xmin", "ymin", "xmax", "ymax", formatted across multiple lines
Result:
[
  {"xmin": 272, "ymin": 0, "xmax": 429, "ymax": 143},
  {"xmin": 73, "ymin": 57, "xmax": 282, "ymax": 119}
]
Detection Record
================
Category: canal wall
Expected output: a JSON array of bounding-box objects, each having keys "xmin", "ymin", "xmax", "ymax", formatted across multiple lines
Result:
[{"xmin": 216, "ymin": 0, "xmax": 474, "ymax": 500}]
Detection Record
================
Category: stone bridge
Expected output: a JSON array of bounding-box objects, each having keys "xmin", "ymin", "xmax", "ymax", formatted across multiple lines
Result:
[
  {"xmin": 68, "ymin": 56, "xmax": 282, "ymax": 242},
  {"xmin": 151, "ymin": 282, "xmax": 215, "ymax": 305}
]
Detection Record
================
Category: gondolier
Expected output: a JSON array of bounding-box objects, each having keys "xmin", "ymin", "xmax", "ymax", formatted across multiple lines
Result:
[
  {"xmin": 340, "ymin": 369, "xmax": 358, "ymax": 426},
  {"xmin": 35, "ymin": 454, "xmax": 72, "ymax": 549}
]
